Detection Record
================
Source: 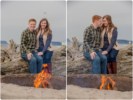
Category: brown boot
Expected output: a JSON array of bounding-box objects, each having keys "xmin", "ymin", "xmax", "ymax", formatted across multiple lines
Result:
[
  {"xmin": 47, "ymin": 63, "xmax": 52, "ymax": 74},
  {"xmin": 112, "ymin": 62, "xmax": 117, "ymax": 74},
  {"xmin": 107, "ymin": 63, "xmax": 112, "ymax": 74}
]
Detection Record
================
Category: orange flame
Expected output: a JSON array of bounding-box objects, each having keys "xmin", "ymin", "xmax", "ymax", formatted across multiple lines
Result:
[
  {"xmin": 34, "ymin": 64, "xmax": 52, "ymax": 88},
  {"xmin": 100, "ymin": 75, "xmax": 115, "ymax": 90}
]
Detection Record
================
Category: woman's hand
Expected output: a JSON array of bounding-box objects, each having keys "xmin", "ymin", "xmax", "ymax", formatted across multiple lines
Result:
[
  {"xmin": 102, "ymin": 51, "xmax": 108, "ymax": 55},
  {"xmin": 38, "ymin": 52, "xmax": 43, "ymax": 56}
]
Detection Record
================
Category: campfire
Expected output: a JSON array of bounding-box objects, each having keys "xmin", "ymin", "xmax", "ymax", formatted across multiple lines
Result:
[
  {"xmin": 99, "ymin": 75, "xmax": 116, "ymax": 90},
  {"xmin": 34, "ymin": 64, "xmax": 52, "ymax": 88}
]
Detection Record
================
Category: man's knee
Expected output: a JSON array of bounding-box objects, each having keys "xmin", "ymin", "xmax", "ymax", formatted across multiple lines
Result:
[
  {"xmin": 38, "ymin": 56, "xmax": 43, "ymax": 60},
  {"xmin": 93, "ymin": 56, "xmax": 100, "ymax": 63},
  {"xmin": 37, "ymin": 56, "xmax": 43, "ymax": 63},
  {"xmin": 30, "ymin": 57, "xmax": 37, "ymax": 63},
  {"xmin": 101, "ymin": 55, "xmax": 107, "ymax": 62}
]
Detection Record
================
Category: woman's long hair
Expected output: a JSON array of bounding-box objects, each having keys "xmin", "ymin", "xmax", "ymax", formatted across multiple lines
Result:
[
  {"xmin": 102, "ymin": 15, "xmax": 117, "ymax": 32},
  {"xmin": 37, "ymin": 18, "xmax": 52, "ymax": 35}
]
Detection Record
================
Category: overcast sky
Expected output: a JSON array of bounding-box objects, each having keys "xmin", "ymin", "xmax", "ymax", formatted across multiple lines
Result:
[
  {"xmin": 1, "ymin": 1, "xmax": 66, "ymax": 43},
  {"xmin": 1, "ymin": 1, "xmax": 132, "ymax": 44},
  {"xmin": 68, "ymin": 1, "xmax": 132, "ymax": 41}
]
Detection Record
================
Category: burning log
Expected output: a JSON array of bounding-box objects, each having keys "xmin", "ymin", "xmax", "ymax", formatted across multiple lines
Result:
[
  {"xmin": 99, "ymin": 75, "xmax": 116, "ymax": 90},
  {"xmin": 34, "ymin": 64, "xmax": 52, "ymax": 88}
]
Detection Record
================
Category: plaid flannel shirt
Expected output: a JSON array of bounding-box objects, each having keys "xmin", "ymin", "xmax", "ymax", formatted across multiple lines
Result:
[
  {"xmin": 83, "ymin": 24, "xmax": 101, "ymax": 53},
  {"xmin": 20, "ymin": 28, "xmax": 37, "ymax": 54}
]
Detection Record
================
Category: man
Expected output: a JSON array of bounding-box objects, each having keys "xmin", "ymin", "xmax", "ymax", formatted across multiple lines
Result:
[
  {"xmin": 20, "ymin": 18, "xmax": 43, "ymax": 74},
  {"xmin": 83, "ymin": 15, "xmax": 107, "ymax": 74}
]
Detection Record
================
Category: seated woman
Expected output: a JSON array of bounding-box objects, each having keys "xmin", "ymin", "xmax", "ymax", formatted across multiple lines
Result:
[
  {"xmin": 100, "ymin": 15, "xmax": 119, "ymax": 74},
  {"xmin": 36, "ymin": 18, "xmax": 53, "ymax": 74}
]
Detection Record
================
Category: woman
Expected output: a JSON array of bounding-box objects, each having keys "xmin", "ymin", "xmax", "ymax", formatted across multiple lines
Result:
[
  {"xmin": 100, "ymin": 15, "xmax": 119, "ymax": 74},
  {"xmin": 36, "ymin": 18, "xmax": 53, "ymax": 74}
]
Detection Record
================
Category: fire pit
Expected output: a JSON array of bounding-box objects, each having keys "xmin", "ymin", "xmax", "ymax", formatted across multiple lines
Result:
[
  {"xmin": 1, "ymin": 74, "xmax": 132, "ymax": 91},
  {"xmin": 67, "ymin": 74, "xmax": 132, "ymax": 91},
  {"xmin": 1, "ymin": 74, "xmax": 66, "ymax": 90}
]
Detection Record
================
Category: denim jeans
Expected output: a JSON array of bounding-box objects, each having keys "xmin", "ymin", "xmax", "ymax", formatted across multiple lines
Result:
[
  {"xmin": 84, "ymin": 50, "xmax": 107, "ymax": 74},
  {"xmin": 21, "ymin": 51, "xmax": 43, "ymax": 74},
  {"xmin": 43, "ymin": 50, "xmax": 53, "ymax": 64},
  {"xmin": 37, "ymin": 49, "xmax": 53, "ymax": 64},
  {"xmin": 102, "ymin": 48, "xmax": 119, "ymax": 63}
]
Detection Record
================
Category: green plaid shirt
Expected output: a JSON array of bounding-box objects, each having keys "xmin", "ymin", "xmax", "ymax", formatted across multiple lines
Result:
[
  {"xmin": 83, "ymin": 24, "xmax": 101, "ymax": 53},
  {"xmin": 20, "ymin": 28, "xmax": 37, "ymax": 54}
]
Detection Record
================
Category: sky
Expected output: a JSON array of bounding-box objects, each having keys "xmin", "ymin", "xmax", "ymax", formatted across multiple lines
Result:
[
  {"xmin": 1, "ymin": 1, "xmax": 66, "ymax": 44},
  {"xmin": 68, "ymin": 1, "xmax": 132, "ymax": 42},
  {"xmin": 1, "ymin": 1, "xmax": 132, "ymax": 44}
]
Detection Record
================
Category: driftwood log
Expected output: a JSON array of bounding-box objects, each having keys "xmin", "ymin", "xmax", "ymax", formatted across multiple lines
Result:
[{"xmin": 1, "ymin": 40, "xmax": 66, "ymax": 76}]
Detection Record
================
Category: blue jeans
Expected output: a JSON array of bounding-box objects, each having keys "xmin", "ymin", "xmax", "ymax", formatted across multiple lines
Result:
[
  {"xmin": 43, "ymin": 50, "xmax": 53, "ymax": 64},
  {"xmin": 107, "ymin": 49, "xmax": 119, "ymax": 63},
  {"xmin": 21, "ymin": 51, "xmax": 43, "ymax": 74},
  {"xmin": 37, "ymin": 49, "xmax": 53, "ymax": 64},
  {"xmin": 84, "ymin": 50, "xmax": 107, "ymax": 74}
]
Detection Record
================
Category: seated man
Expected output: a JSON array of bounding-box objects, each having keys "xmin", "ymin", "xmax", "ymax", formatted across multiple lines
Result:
[
  {"xmin": 20, "ymin": 18, "xmax": 43, "ymax": 74},
  {"xmin": 83, "ymin": 15, "xmax": 107, "ymax": 74}
]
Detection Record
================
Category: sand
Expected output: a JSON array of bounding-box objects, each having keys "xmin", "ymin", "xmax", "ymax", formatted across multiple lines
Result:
[
  {"xmin": 1, "ymin": 83, "xmax": 66, "ymax": 99},
  {"xmin": 67, "ymin": 85, "xmax": 132, "ymax": 100},
  {"xmin": 1, "ymin": 83, "xmax": 132, "ymax": 100}
]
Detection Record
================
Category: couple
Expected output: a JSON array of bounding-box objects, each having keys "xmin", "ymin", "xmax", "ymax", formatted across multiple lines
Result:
[
  {"xmin": 20, "ymin": 18, "xmax": 53, "ymax": 74},
  {"xmin": 83, "ymin": 15, "xmax": 119, "ymax": 74}
]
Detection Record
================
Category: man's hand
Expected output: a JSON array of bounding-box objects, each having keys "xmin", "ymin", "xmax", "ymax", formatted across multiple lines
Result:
[
  {"xmin": 102, "ymin": 51, "xmax": 108, "ymax": 55},
  {"xmin": 38, "ymin": 52, "xmax": 43, "ymax": 56},
  {"xmin": 90, "ymin": 52, "xmax": 96, "ymax": 60},
  {"xmin": 27, "ymin": 53, "xmax": 32, "ymax": 60}
]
